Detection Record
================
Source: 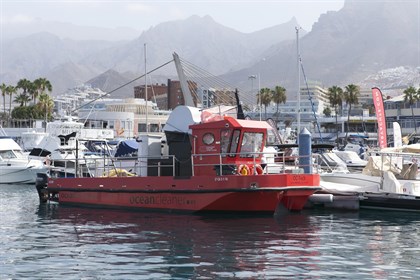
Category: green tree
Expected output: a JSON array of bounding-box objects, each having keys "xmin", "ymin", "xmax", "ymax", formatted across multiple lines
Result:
[
  {"xmin": 33, "ymin": 77, "xmax": 52, "ymax": 104},
  {"xmin": 16, "ymin": 78, "xmax": 33, "ymax": 104},
  {"xmin": 6, "ymin": 85, "xmax": 17, "ymax": 118},
  {"xmin": 328, "ymin": 85, "xmax": 343, "ymax": 147},
  {"xmin": 257, "ymin": 87, "xmax": 272, "ymax": 119},
  {"xmin": 12, "ymin": 105, "xmax": 43, "ymax": 119},
  {"xmin": 272, "ymin": 85, "xmax": 287, "ymax": 121},
  {"xmin": 37, "ymin": 92, "xmax": 54, "ymax": 121},
  {"xmin": 323, "ymin": 106, "xmax": 332, "ymax": 117},
  {"xmin": 343, "ymin": 84, "xmax": 360, "ymax": 142},
  {"xmin": 14, "ymin": 93, "xmax": 32, "ymax": 107},
  {"xmin": 403, "ymin": 86, "xmax": 420, "ymax": 134},
  {"xmin": 28, "ymin": 83, "xmax": 38, "ymax": 105},
  {"xmin": 0, "ymin": 83, "xmax": 7, "ymax": 116}
]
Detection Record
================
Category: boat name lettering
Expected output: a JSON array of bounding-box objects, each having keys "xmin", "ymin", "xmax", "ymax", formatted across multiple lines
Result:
[
  {"xmin": 214, "ymin": 177, "xmax": 228, "ymax": 182},
  {"xmin": 198, "ymin": 146, "xmax": 217, "ymax": 153},
  {"xmin": 61, "ymin": 193, "xmax": 76, "ymax": 199},
  {"xmin": 130, "ymin": 195, "xmax": 195, "ymax": 206},
  {"xmin": 292, "ymin": 175, "xmax": 307, "ymax": 181}
]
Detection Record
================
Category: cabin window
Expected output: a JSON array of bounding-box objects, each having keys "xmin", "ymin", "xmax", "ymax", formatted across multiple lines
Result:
[
  {"xmin": 202, "ymin": 133, "xmax": 215, "ymax": 145},
  {"xmin": 0, "ymin": 150, "xmax": 16, "ymax": 159},
  {"xmin": 229, "ymin": 130, "xmax": 241, "ymax": 156},
  {"xmin": 240, "ymin": 132, "xmax": 264, "ymax": 158},
  {"xmin": 220, "ymin": 129, "xmax": 231, "ymax": 155}
]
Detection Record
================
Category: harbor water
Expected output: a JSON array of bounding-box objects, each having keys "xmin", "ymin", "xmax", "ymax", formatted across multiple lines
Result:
[{"xmin": 1, "ymin": 184, "xmax": 419, "ymax": 279}]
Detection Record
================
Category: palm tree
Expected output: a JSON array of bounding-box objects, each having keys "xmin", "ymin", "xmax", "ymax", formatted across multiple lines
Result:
[
  {"xmin": 37, "ymin": 92, "xmax": 54, "ymax": 121},
  {"xmin": 16, "ymin": 78, "xmax": 32, "ymax": 103},
  {"xmin": 33, "ymin": 78, "xmax": 52, "ymax": 103},
  {"xmin": 6, "ymin": 85, "xmax": 17, "ymax": 118},
  {"xmin": 328, "ymin": 86, "xmax": 343, "ymax": 147},
  {"xmin": 0, "ymin": 83, "xmax": 7, "ymax": 115},
  {"xmin": 257, "ymin": 87, "xmax": 272, "ymax": 119},
  {"xmin": 28, "ymin": 83, "xmax": 38, "ymax": 105},
  {"xmin": 14, "ymin": 93, "xmax": 32, "ymax": 107},
  {"xmin": 323, "ymin": 107, "xmax": 332, "ymax": 117},
  {"xmin": 343, "ymin": 84, "xmax": 360, "ymax": 142},
  {"xmin": 403, "ymin": 86, "xmax": 420, "ymax": 134},
  {"xmin": 272, "ymin": 85, "xmax": 287, "ymax": 121}
]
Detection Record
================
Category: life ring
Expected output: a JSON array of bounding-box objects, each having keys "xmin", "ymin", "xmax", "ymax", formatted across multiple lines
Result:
[
  {"xmin": 255, "ymin": 164, "xmax": 264, "ymax": 175},
  {"xmin": 238, "ymin": 164, "xmax": 250, "ymax": 175}
]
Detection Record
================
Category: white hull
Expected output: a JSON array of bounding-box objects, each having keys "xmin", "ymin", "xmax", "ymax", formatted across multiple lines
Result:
[
  {"xmin": 0, "ymin": 162, "xmax": 48, "ymax": 184},
  {"xmin": 320, "ymin": 172, "xmax": 381, "ymax": 193},
  {"xmin": 0, "ymin": 137, "xmax": 49, "ymax": 184}
]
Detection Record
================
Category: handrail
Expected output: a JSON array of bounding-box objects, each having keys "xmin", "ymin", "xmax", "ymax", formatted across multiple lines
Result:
[
  {"xmin": 190, "ymin": 151, "xmax": 319, "ymax": 175},
  {"xmin": 51, "ymin": 151, "xmax": 320, "ymax": 179}
]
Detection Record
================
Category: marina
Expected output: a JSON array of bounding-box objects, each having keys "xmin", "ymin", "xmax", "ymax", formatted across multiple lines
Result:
[{"xmin": 1, "ymin": 1, "xmax": 420, "ymax": 278}]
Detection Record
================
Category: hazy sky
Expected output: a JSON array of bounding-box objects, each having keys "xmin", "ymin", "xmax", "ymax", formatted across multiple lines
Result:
[{"xmin": 1, "ymin": 0, "xmax": 345, "ymax": 33}]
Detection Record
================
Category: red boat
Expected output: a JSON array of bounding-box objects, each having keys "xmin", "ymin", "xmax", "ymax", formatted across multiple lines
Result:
[{"xmin": 36, "ymin": 106, "xmax": 320, "ymax": 214}]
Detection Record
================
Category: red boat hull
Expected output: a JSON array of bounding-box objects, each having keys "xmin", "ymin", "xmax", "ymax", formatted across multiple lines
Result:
[{"xmin": 43, "ymin": 174, "xmax": 320, "ymax": 213}]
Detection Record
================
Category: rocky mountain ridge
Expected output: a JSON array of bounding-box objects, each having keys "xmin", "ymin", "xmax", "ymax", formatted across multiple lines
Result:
[{"xmin": 1, "ymin": 0, "xmax": 419, "ymax": 101}]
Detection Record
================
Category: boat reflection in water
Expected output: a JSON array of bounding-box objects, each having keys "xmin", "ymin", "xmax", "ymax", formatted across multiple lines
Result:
[
  {"xmin": 36, "ymin": 204, "xmax": 321, "ymax": 279},
  {"xmin": 3, "ymin": 183, "xmax": 417, "ymax": 280}
]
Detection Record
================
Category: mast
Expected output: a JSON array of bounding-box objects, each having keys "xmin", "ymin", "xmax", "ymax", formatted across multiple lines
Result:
[
  {"xmin": 296, "ymin": 27, "xmax": 301, "ymax": 137},
  {"xmin": 145, "ymin": 43, "xmax": 148, "ymax": 133}
]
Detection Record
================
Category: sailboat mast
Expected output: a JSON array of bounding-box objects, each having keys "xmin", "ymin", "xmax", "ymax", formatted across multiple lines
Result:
[
  {"xmin": 296, "ymin": 27, "xmax": 301, "ymax": 137},
  {"xmin": 145, "ymin": 43, "xmax": 148, "ymax": 133}
]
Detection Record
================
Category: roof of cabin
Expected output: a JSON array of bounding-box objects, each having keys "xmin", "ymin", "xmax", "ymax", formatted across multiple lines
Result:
[{"xmin": 191, "ymin": 116, "xmax": 273, "ymax": 130}]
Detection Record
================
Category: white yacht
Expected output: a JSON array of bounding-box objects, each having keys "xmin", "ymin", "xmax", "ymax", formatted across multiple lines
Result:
[{"xmin": 0, "ymin": 137, "xmax": 48, "ymax": 184}]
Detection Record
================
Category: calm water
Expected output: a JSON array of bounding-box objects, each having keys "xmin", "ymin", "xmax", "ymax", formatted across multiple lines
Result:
[{"xmin": 1, "ymin": 184, "xmax": 419, "ymax": 279}]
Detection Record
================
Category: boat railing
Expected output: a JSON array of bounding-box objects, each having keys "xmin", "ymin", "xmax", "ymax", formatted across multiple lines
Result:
[
  {"xmin": 50, "ymin": 155, "xmax": 177, "ymax": 178},
  {"xmin": 364, "ymin": 150, "xmax": 420, "ymax": 180},
  {"xmin": 51, "ymin": 151, "xmax": 321, "ymax": 178},
  {"xmin": 312, "ymin": 152, "xmax": 349, "ymax": 174},
  {"xmin": 191, "ymin": 151, "xmax": 320, "ymax": 175}
]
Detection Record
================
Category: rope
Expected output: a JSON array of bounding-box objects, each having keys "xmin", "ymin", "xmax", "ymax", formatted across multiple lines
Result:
[
  {"xmin": 72, "ymin": 59, "xmax": 174, "ymax": 113},
  {"xmin": 299, "ymin": 57, "xmax": 323, "ymax": 142},
  {"xmin": 178, "ymin": 57, "xmax": 256, "ymax": 106}
]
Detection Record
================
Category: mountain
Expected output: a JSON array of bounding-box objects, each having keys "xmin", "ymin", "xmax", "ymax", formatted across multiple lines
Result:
[
  {"xmin": 1, "ymin": 1, "xmax": 419, "ymax": 102},
  {"xmin": 0, "ymin": 15, "xmax": 300, "ymax": 96},
  {"xmin": 46, "ymin": 62, "xmax": 100, "ymax": 94},
  {"xmin": 82, "ymin": 15, "xmax": 302, "ymax": 76},
  {"xmin": 225, "ymin": 0, "xmax": 420, "ymax": 100},
  {"xmin": 85, "ymin": 69, "xmax": 138, "ymax": 98},
  {"xmin": 0, "ymin": 32, "xmax": 125, "ymax": 93}
]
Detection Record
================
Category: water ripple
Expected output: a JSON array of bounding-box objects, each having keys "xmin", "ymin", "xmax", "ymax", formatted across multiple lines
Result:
[{"xmin": 1, "ymin": 185, "xmax": 419, "ymax": 279}]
